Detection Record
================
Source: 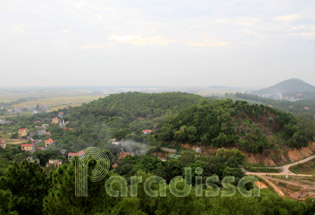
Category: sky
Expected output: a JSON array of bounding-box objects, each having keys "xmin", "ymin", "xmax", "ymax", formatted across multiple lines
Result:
[{"xmin": 0, "ymin": 0, "xmax": 315, "ymax": 89}]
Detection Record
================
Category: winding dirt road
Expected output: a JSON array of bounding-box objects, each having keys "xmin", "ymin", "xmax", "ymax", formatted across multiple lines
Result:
[{"xmin": 244, "ymin": 154, "xmax": 315, "ymax": 196}]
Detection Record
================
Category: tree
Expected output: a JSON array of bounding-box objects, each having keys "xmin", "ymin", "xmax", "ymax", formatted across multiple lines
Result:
[
  {"xmin": 0, "ymin": 160, "xmax": 49, "ymax": 215},
  {"xmin": 43, "ymin": 159, "xmax": 114, "ymax": 215},
  {"xmin": 0, "ymin": 189, "xmax": 18, "ymax": 215}
]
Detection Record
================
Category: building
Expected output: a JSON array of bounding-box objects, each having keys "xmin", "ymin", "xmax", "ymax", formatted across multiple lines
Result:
[
  {"xmin": 37, "ymin": 130, "xmax": 46, "ymax": 136},
  {"xmin": 58, "ymin": 112, "xmax": 64, "ymax": 118},
  {"xmin": 26, "ymin": 157, "xmax": 40, "ymax": 163},
  {"xmin": 46, "ymin": 159, "xmax": 63, "ymax": 167},
  {"xmin": 33, "ymin": 121, "xmax": 41, "ymax": 124},
  {"xmin": 68, "ymin": 150, "xmax": 85, "ymax": 161},
  {"xmin": 195, "ymin": 147, "xmax": 202, "ymax": 153},
  {"xmin": 142, "ymin": 129, "xmax": 153, "ymax": 134},
  {"xmin": 59, "ymin": 120, "xmax": 67, "ymax": 129},
  {"xmin": 21, "ymin": 144, "xmax": 35, "ymax": 152},
  {"xmin": 18, "ymin": 128, "xmax": 29, "ymax": 138},
  {"xmin": 41, "ymin": 124, "xmax": 49, "ymax": 130},
  {"xmin": 44, "ymin": 138, "xmax": 55, "ymax": 147},
  {"xmin": 0, "ymin": 139, "xmax": 6, "ymax": 149},
  {"xmin": 119, "ymin": 152, "xmax": 133, "ymax": 160},
  {"xmin": 51, "ymin": 117, "xmax": 59, "ymax": 124}
]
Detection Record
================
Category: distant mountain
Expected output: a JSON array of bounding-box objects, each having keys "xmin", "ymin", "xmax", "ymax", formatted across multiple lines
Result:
[{"xmin": 256, "ymin": 78, "xmax": 315, "ymax": 96}]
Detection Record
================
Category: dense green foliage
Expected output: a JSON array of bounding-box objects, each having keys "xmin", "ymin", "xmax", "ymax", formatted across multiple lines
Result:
[
  {"xmin": 0, "ymin": 151, "xmax": 315, "ymax": 215},
  {"xmin": 0, "ymin": 92, "xmax": 315, "ymax": 214},
  {"xmin": 0, "ymin": 160, "xmax": 49, "ymax": 215},
  {"xmin": 157, "ymin": 99, "xmax": 313, "ymax": 153},
  {"xmin": 116, "ymin": 148, "xmax": 245, "ymax": 183}
]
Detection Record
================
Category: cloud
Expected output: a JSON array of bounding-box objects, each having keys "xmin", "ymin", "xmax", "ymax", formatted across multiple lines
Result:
[
  {"xmin": 109, "ymin": 34, "xmax": 176, "ymax": 46},
  {"xmin": 12, "ymin": 25, "xmax": 26, "ymax": 33},
  {"xmin": 80, "ymin": 44, "xmax": 102, "ymax": 49},
  {"xmin": 51, "ymin": 40, "xmax": 69, "ymax": 47},
  {"xmin": 291, "ymin": 25, "xmax": 306, "ymax": 30},
  {"xmin": 216, "ymin": 18, "xmax": 257, "ymax": 26},
  {"xmin": 188, "ymin": 39, "xmax": 230, "ymax": 47},
  {"xmin": 275, "ymin": 14, "xmax": 299, "ymax": 21}
]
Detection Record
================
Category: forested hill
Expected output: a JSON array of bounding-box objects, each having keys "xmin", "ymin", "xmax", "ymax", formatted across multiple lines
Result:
[
  {"xmin": 73, "ymin": 92, "xmax": 203, "ymax": 120},
  {"xmin": 7, "ymin": 92, "xmax": 313, "ymax": 153},
  {"xmin": 256, "ymin": 78, "xmax": 315, "ymax": 95},
  {"xmin": 157, "ymin": 99, "xmax": 314, "ymax": 153}
]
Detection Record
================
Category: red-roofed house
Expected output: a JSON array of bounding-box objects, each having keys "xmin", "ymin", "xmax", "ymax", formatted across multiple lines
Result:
[
  {"xmin": 18, "ymin": 128, "xmax": 29, "ymax": 138},
  {"xmin": 119, "ymin": 152, "xmax": 133, "ymax": 159},
  {"xmin": 44, "ymin": 138, "xmax": 55, "ymax": 147},
  {"xmin": 304, "ymin": 107, "xmax": 310, "ymax": 110},
  {"xmin": 51, "ymin": 117, "xmax": 59, "ymax": 124},
  {"xmin": 44, "ymin": 132, "xmax": 51, "ymax": 136},
  {"xmin": 58, "ymin": 112, "xmax": 64, "ymax": 118},
  {"xmin": 142, "ymin": 130, "xmax": 153, "ymax": 134},
  {"xmin": 21, "ymin": 144, "xmax": 35, "ymax": 152},
  {"xmin": 68, "ymin": 150, "xmax": 85, "ymax": 161},
  {"xmin": 33, "ymin": 121, "xmax": 41, "ymax": 124}
]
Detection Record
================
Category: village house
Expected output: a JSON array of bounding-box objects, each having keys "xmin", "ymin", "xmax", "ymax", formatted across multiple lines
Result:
[
  {"xmin": 44, "ymin": 131, "xmax": 51, "ymax": 136},
  {"xmin": 58, "ymin": 112, "xmax": 64, "ymax": 118},
  {"xmin": 0, "ymin": 139, "xmax": 7, "ymax": 149},
  {"xmin": 41, "ymin": 124, "xmax": 49, "ymax": 129},
  {"xmin": 68, "ymin": 150, "xmax": 85, "ymax": 161},
  {"xmin": 37, "ymin": 130, "xmax": 46, "ymax": 136},
  {"xmin": 18, "ymin": 128, "xmax": 29, "ymax": 138},
  {"xmin": 51, "ymin": 117, "xmax": 59, "ymax": 124},
  {"xmin": 26, "ymin": 157, "xmax": 40, "ymax": 163},
  {"xmin": 21, "ymin": 144, "xmax": 35, "ymax": 153},
  {"xmin": 44, "ymin": 138, "xmax": 55, "ymax": 147},
  {"xmin": 33, "ymin": 121, "xmax": 41, "ymax": 124},
  {"xmin": 59, "ymin": 120, "xmax": 67, "ymax": 129},
  {"xmin": 46, "ymin": 159, "xmax": 63, "ymax": 167},
  {"xmin": 142, "ymin": 129, "xmax": 153, "ymax": 134},
  {"xmin": 112, "ymin": 151, "xmax": 133, "ymax": 168}
]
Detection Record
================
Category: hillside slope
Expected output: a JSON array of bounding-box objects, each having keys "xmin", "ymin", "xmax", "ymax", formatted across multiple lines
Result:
[
  {"xmin": 157, "ymin": 99, "xmax": 314, "ymax": 154},
  {"xmin": 256, "ymin": 78, "xmax": 315, "ymax": 96}
]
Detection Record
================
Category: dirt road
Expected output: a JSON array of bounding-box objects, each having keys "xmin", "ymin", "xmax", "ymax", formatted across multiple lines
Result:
[{"xmin": 244, "ymin": 154, "xmax": 315, "ymax": 197}]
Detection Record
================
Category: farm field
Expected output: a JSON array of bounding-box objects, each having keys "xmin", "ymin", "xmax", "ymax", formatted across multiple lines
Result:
[{"xmin": 12, "ymin": 95, "xmax": 104, "ymax": 110}]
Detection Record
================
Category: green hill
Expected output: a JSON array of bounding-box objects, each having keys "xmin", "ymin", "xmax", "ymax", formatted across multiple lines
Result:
[
  {"xmin": 157, "ymin": 99, "xmax": 314, "ymax": 153},
  {"xmin": 256, "ymin": 78, "xmax": 315, "ymax": 96}
]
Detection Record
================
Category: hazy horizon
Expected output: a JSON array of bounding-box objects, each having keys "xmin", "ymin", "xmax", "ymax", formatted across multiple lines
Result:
[{"xmin": 1, "ymin": 0, "xmax": 315, "ymax": 88}]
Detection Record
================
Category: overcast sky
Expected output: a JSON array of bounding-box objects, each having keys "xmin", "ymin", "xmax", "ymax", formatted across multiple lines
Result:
[{"xmin": 0, "ymin": 0, "xmax": 315, "ymax": 88}]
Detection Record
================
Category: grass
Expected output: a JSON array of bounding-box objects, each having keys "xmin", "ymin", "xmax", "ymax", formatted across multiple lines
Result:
[
  {"xmin": 0, "ymin": 133, "xmax": 11, "ymax": 139},
  {"xmin": 6, "ymin": 139, "xmax": 27, "ymax": 145},
  {"xmin": 244, "ymin": 165, "xmax": 281, "ymax": 173},
  {"xmin": 289, "ymin": 159, "xmax": 315, "ymax": 175}
]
